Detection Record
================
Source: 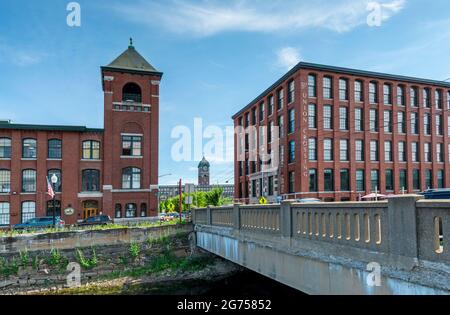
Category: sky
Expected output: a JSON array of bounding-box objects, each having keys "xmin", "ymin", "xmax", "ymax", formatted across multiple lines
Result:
[{"xmin": 0, "ymin": 0, "xmax": 450, "ymax": 185}]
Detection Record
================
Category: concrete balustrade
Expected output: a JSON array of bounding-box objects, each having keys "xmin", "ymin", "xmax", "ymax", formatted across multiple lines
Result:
[{"xmin": 193, "ymin": 195, "xmax": 450, "ymax": 294}]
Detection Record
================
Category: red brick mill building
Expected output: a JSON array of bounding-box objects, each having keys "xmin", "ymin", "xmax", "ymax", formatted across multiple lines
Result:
[
  {"xmin": 0, "ymin": 42, "xmax": 161, "ymax": 225},
  {"xmin": 233, "ymin": 62, "xmax": 450, "ymax": 203}
]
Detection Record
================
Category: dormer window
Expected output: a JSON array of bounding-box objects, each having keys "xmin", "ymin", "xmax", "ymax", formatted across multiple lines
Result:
[{"xmin": 122, "ymin": 83, "xmax": 142, "ymax": 103}]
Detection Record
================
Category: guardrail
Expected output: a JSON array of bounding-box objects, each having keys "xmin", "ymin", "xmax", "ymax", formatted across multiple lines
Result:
[{"xmin": 193, "ymin": 195, "xmax": 449, "ymax": 264}]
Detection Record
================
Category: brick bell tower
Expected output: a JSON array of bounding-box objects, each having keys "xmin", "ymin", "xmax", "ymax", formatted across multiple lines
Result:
[
  {"xmin": 101, "ymin": 39, "xmax": 162, "ymax": 218},
  {"xmin": 198, "ymin": 156, "xmax": 210, "ymax": 187}
]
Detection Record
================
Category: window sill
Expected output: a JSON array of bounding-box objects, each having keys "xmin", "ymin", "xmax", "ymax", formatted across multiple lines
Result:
[
  {"xmin": 81, "ymin": 159, "xmax": 102, "ymax": 162},
  {"xmin": 20, "ymin": 192, "xmax": 36, "ymax": 195},
  {"xmin": 21, "ymin": 158, "xmax": 37, "ymax": 161},
  {"xmin": 120, "ymin": 156, "xmax": 143, "ymax": 159},
  {"xmin": 47, "ymin": 158, "xmax": 62, "ymax": 161},
  {"xmin": 0, "ymin": 158, "xmax": 11, "ymax": 161}
]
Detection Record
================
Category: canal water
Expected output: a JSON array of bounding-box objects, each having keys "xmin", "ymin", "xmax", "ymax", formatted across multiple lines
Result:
[{"xmin": 123, "ymin": 270, "xmax": 306, "ymax": 296}]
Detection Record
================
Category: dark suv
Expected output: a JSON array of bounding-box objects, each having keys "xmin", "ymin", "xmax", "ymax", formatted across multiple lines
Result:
[{"xmin": 79, "ymin": 215, "xmax": 113, "ymax": 226}]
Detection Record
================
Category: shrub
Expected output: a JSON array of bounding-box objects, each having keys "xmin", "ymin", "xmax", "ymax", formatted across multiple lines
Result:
[
  {"xmin": 129, "ymin": 243, "xmax": 141, "ymax": 261},
  {"xmin": 19, "ymin": 249, "xmax": 30, "ymax": 267},
  {"xmin": 76, "ymin": 248, "xmax": 98, "ymax": 270}
]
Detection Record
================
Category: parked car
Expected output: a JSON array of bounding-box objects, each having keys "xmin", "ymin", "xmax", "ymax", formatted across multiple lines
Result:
[
  {"xmin": 13, "ymin": 216, "xmax": 65, "ymax": 230},
  {"xmin": 296, "ymin": 198, "xmax": 322, "ymax": 203},
  {"xmin": 159, "ymin": 213, "xmax": 172, "ymax": 222},
  {"xmin": 78, "ymin": 215, "xmax": 113, "ymax": 226}
]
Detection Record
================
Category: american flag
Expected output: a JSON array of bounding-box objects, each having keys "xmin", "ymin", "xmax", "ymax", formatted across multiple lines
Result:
[{"xmin": 46, "ymin": 176, "xmax": 55, "ymax": 198}]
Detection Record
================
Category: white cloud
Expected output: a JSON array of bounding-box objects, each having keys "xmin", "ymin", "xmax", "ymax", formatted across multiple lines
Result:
[
  {"xmin": 276, "ymin": 47, "xmax": 301, "ymax": 70},
  {"xmin": 111, "ymin": 0, "xmax": 406, "ymax": 37},
  {"xmin": 0, "ymin": 42, "xmax": 46, "ymax": 66}
]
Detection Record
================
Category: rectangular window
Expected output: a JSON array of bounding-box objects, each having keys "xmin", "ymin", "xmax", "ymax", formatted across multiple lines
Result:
[
  {"xmin": 397, "ymin": 86, "xmax": 405, "ymax": 106},
  {"xmin": 437, "ymin": 143, "xmax": 444, "ymax": 163},
  {"xmin": 308, "ymin": 138, "xmax": 317, "ymax": 161},
  {"xmin": 339, "ymin": 107, "xmax": 348, "ymax": 130},
  {"xmin": 435, "ymin": 90, "xmax": 442, "ymax": 109},
  {"xmin": 278, "ymin": 115, "xmax": 284, "ymax": 138},
  {"xmin": 288, "ymin": 80, "xmax": 296, "ymax": 103},
  {"xmin": 0, "ymin": 138, "xmax": 11, "ymax": 159},
  {"xmin": 425, "ymin": 170, "xmax": 433, "ymax": 189},
  {"xmin": 268, "ymin": 96, "xmax": 274, "ymax": 116},
  {"xmin": 0, "ymin": 170, "xmax": 10, "ymax": 193},
  {"xmin": 398, "ymin": 141, "xmax": 406, "ymax": 162},
  {"xmin": 369, "ymin": 82, "xmax": 378, "ymax": 103},
  {"xmin": 397, "ymin": 111, "xmax": 406, "ymax": 134},
  {"xmin": 277, "ymin": 89, "xmax": 284, "ymax": 111},
  {"xmin": 384, "ymin": 141, "xmax": 392, "ymax": 162},
  {"xmin": 384, "ymin": 110, "xmax": 392, "ymax": 133},
  {"xmin": 385, "ymin": 169, "xmax": 394, "ymax": 191},
  {"xmin": 424, "ymin": 143, "xmax": 431, "ymax": 162},
  {"xmin": 324, "ymin": 139, "xmax": 333, "ymax": 161},
  {"xmin": 436, "ymin": 115, "xmax": 443, "ymax": 135},
  {"xmin": 339, "ymin": 79, "xmax": 348, "ymax": 101},
  {"xmin": 268, "ymin": 176, "xmax": 274, "ymax": 196},
  {"xmin": 0, "ymin": 202, "xmax": 9, "ymax": 226},
  {"xmin": 410, "ymin": 87, "xmax": 418, "ymax": 107},
  {"xmin": 355, "ymin": 108, "xmax": 364, "ymax": 132},
  {"xmin": 399, "ymin": 170, "xmax": 408, "ymax": 191},
  {"xmin": 355, "ymin": 140, "xmax": 364, "ymax": 161},
  {"xmin": 412, "ymin": 142, "xmax": 419, "ymax": 162},
  {"xmin": 413, "ymin": 170, "xmax": 421, "ymax": 191},
  {"xmin": 370, "ymin": 141, "xmax": 378, "ymax": 161},
  {"xmin": 447, "ymin": 91, "xmax": 450, "ymax": 109},
  {"xmin": 48, "ymin": 139, "xmax": 62, "ymax": 159},
  {"xmin": 383, "ymin": 84, "xmax": 392, "ymax": 105},
  {"xmin": 369, "ymin": 109, "xmax": 378, "ymax": 132},
  {"xmin": 251, "ymin": 108, "xmax": 257, "ymax": 125},
  {"xmin": 259, "ymin": 102, "xmax": 265, "ymax": 121},
  {"xmin": 288, "ymin": 141, "xmax": 295, "ymax": 164},
  {"xmin": 22, "ymin": 169, "xmax": 36, "ymax": 192},
  {"xmin": 437, "ymin": 170, "xmax": 445, "ymax": 189},
  {"xmin": 340, "ymin": 139, "xmax": 349, "ymax": 161},
  {"xmin": 371, "ymin": 170, "xmax": 379, "ymax": 192},
  {"xmin": 252, "ymin": 180, "xmax": 257, "ymax": 198},
  {"xmin": 323, "ymin": 77, "xmax": 332, "ymax": 99},
  {"xmin": 354, "ymin": 80, "xmax": 363, "ymax": 102},
  {"xmin": 288, "ymin": 109, "xmax": 295, "ymax": 134},
  {"xmin": 323, "ymin": 105, "xmax": 333, "ymax": 129},
  {"xmin": 340, "ymin": 169, "xmax": 350, "ymax": 191},
  {"xmin": 308, "ymin": 104, "xmax": 317, "ymax": 129},
  {"xmin": 48, "ymin": 169, "xmax": 62, "ymax": 193},
  {"xmin": 324, "ymin": 169, "xmax": 334, "ymax": 192},
  {"xmin": 22, "ymin": 139, "xmax": 37, "ymax": 159},
  {"xmin": 82, "ymin": 141, "xmax": 100, "ymax": 160},
  {"xmin": 423, "ymin": 88, "xmax": 430, "ymax": 107},
  {"xmin": 21, "ymin": 202, "xmax": 35, "ymax": 223},
  {"xmin": 308, "ymin": 75, "xmax": 316, "ymax": 98},
  {"xmin": 411, "ymin": 112, "xmax": 419, "ymax": 135},
  {"xmin": 309, "ymin": 169, "xmax": 317, "ymax": 192},
  {"xmin": 424, "ymin": 114, "xmax": 431, "ymax": 135},
  {"xmin": 356, "ymin": 170, "xmax": 365, "ymax": 192},
  {"xmin": 122, "ymin": 136, "xmax": 142, "ymax": 156},
  {"xmin": 288, "ymin": 171, "xmax": 295, "ymax": 194}
]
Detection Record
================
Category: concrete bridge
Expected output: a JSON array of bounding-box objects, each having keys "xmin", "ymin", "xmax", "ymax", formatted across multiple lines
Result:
[{"xmin": 193, "ymin": 195, "xmax": 449, "ymax": 295}]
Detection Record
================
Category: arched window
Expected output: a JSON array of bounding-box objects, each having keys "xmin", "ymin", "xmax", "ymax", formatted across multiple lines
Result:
[
  {"xmin": 0, "ymin": 169, "xmax": 10, "ymax": 193},
  {"xmin": 22, "ymin": 138, "xmax": 37, "ymax": 158},
  {"xmin": 0, "ymin": 138, "xmax": 11, "ymax": 158},
  {"xmin": 46, "ymin": 200, "xmax": 61, "ymax": 217},
  {"xmin": 122, "ymin": 167, "xmax": 141, "ymax": 189},
  {"xmin": 82, "ymin": 140, "xmax": 100, "ymax": 160},
  {"xmin": 48, "ymin": 169, "xmax": 62, "ymax": 192},
  {"xmin": 0, "ymin": 202, "xmax": 10, "ymax": 226},
  {"xmin": 125, "ymin": 203, "xmax": 137, "ymax": 218},
  {"xmin": 115, "ymin": 204, "xmax": 122, "ymax": 218},
  {"xmin": 82, "ymin": 169, "xmax": 100, "ymax": 191},
  {"xmin": 21, "ymin": 201, "xmax": 36, "ymax": 223},
  {"xmin": 140, "ymin": 203, "xmax": 147, "ymax": 217},
  {"xmin": 22, "ymin": 169, "xmax": 36, "ymax": 192},
  {"xmin": 48, "ymin": 139, "xmax": 62, "ymax": 159},
  {"xmin": 122, "ymin": 83, "xmax": 142, "ymax": 103}
]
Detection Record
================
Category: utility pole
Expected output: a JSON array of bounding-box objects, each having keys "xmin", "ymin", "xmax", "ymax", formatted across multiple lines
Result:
[{"xmin": 179, "ymin": 178, "xmax": 182, "ymax": 224}]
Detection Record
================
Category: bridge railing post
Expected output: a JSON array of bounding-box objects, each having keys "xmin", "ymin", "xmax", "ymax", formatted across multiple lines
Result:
[
  {"xmin": 206, "ymin": 206, "xmax": 212, "ymax": 226},
  {"xmin": 280, "ymin": 200, "xmax": 295, "ymax": 238},
  {"xmin": 233, "ymin": 203, "xmax": 241, "ymax": 230},
  {"xmin": 387, "ymin": 194, "xmax": 423, "ymax": 264}
]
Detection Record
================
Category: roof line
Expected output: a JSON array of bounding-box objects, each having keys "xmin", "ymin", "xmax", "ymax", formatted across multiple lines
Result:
[
  {"xmin": 0, "ymin": 123, "xmax": 104, "ymax": 133},
  {"xmin": 232, "ymin": 61, "xmax": 450, "ymax": 119},
  {"xmin": 101, "ymin": 66, "xmax": 163, "ymax": 77}
]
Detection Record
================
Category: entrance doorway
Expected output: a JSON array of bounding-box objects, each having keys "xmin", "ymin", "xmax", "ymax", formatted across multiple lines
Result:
[{"xmin": 83, "ymin": 200, "xmax": 99, "ymax": 219}]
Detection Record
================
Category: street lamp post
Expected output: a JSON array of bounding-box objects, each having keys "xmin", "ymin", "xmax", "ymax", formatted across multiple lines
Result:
[{"xmin": 51, "ymin": 174, "xmax": 58, "ymax": 228}]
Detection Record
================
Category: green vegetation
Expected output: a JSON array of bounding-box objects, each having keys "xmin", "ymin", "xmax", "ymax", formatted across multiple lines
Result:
[
  {"xmin": 0, "ymin": 257, "xmax": 19, "ymax": 277},
  {"xmin": 0, "ymin": 219, "xmax": 183, "ymax": 238},
  {"xmin": 76, "ymin": 248, "xmax": 98, "ymax": 270},
  {"xmin": 19, "ymin": 249, "xmax": 29, "ymax": 267},
  {"xmin": 128, "ymin": 243, "xmax": 141, "ymax": 261},
  {"xmin": 160, "ymin": 187, "xmax": 233, "ymax": 212},
  {"xmin": 45, "ymin": 248, "xmax": 69, "ymax": 271}
]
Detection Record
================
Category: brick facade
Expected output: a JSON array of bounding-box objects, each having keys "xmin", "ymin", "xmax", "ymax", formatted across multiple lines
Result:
[
  {"xmin": 233, "ymin": 62, "xmax": 450, "ymax": 202},
  {"xmin": 0, "ymin": 44, "xmax": 161, "ymax": 225}
]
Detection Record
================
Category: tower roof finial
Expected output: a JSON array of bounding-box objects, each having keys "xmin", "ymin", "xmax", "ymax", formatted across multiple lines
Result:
[{"xmin": 129, "ymin": 37, "xmax": 134, "ymax": 48}]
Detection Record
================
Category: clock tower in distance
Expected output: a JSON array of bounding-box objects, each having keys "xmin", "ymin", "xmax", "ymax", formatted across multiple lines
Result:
[{"xmin": 198, "ymin": 157, "xmax": 210, "ymax": 187}]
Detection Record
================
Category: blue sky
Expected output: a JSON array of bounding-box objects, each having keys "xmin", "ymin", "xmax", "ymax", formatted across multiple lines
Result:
[{"xmin": 0, "ymin": 0, "xmax": 450, "ymax": 185}]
